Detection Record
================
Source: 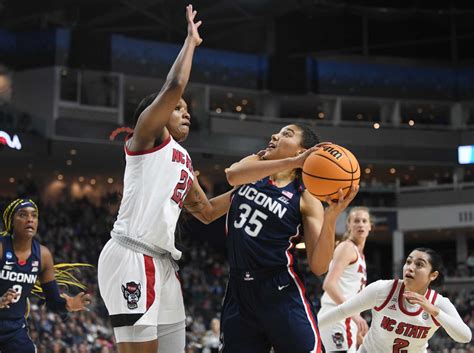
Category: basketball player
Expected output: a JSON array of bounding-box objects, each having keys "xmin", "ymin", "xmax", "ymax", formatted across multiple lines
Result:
[
  {"xmin": 98, "ymin": 6, "xmax": 232, "ymax": 353},
  {"xmin": 219, "ymin": 124, "xmax": 359, "ymax": 353},
  {"xmin": 0, "ymin": 199, "xmax": 91, "ymax": 353},
  {"xmin": 318, "ymin": 207, "xmax": 372, "ymax": 352},
  {"xmin": 318, "ymin": 248, "xmax": 472, "ymax": 352}
]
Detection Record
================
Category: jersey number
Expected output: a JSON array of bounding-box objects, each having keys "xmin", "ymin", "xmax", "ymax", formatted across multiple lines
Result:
[
  {"xmin": 11, "ymin": 284, "xmax": 22, "ymax": 303},
  {"xmin": 392, "ymin": 338, "xmax": 409, "ymax": 353},
  {"xmin": 171, "ymin": 170, "xmax": 193, "ymax": 208},
  {"xmin": 233, "ymin": 203, "xmax": 268, "ymax": 237}
]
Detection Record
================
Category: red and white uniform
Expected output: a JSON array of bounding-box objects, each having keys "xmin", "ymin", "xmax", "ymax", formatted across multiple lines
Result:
[
  {"xmin": 98, "ymin": 135, "xmax": 194, "ymax": 337},
  {"xmin": 318, "ymin": 279, "xmax": 472, "ymax": 352},
  {"xmin": 318, "ymin": 241, "xmax": 367, "ymax": 352},
  {"xmin": 111, "ymin": 134, "xmax": 194, "ymax": 260}
]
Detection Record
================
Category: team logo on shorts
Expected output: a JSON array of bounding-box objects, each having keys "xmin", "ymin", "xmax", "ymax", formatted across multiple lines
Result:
[
  {"xmin": 332, "ymin": 332, "xmax": 344, "ymax": 349},
  {"xmin": 121, "ymin": 281, "xmax": 141, "ymax": 310}
]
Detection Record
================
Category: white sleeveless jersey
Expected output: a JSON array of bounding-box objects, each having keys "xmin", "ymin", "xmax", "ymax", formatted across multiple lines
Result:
[
  {"xmin": 361, "ymin": 280, "xmax": 440, "ymax": 353},
  {"xmin": 111, "ymin": 135, "xmax": 194, "ymax": 260},
  {"xmin": 321, "ymin": 241, "xmax": 367, "ymax": 308}
]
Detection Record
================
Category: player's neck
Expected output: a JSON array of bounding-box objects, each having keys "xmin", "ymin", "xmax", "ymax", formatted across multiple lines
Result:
[
  {"xmin": 270, "ymin": 170, "xmax": 296, "ymax": 187},
  {"xmin": 404, "ymin": 283, "xmax": 429, "ymax": 296},
  {"xmin": 12, "ymin": 234, "xmax": 32, "ymax": 253},
  {"xmin": 348, "ymin": 237, "xmax": 366, "ymax": 253}
]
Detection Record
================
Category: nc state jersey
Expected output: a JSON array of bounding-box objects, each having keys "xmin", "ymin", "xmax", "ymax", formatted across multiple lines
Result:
[
  {"xmin": 321, "ymin": 241, "xmax": 367, "ymax": 307},
  {"xmin": 226, "ymin": 177, "xmax": 303, "ymax": 270},
  {"xmin": 361, "ymin": 280, "xmax": 440, "ymax": 353},
  {"xmin": 111, "ymin": 135, "xmax": 194, "ymax": 260},
  {"xmin": 0, "ymin": 235, "xmax": 41, "ymax": 320}
]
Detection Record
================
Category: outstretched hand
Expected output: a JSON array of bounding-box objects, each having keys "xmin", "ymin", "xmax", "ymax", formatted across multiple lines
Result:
[
  {"xmin": 186, "ymin": 4, "xmax": 203, "ymax": 46},
  {"xmin": 0, "ymin": 288, "xmax": 19, "ymax": 309},
  {"xmin": 64, "ymin": 292, "xmax": 92, "ymax": 312},
  {"xmin": 324, "ymin": 185, "xmax": 359, "ymax": 218}
]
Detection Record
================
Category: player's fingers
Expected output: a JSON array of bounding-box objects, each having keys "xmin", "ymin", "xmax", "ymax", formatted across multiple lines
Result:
[
  {"xmin": 325, "ymin": 196, "xmax": 332, "ymax": 205},
  {"xmin": 337, "ymin": 188, "xmax": 344, "ymax": 203},
  {"xmin": 83, "ymin": 293, "xmax": 92, "ymax": 302},
  {"xmin": 195, "ymin": 20, "xmax": 202, "ymax": 29},
  {"xmin": 342, "ymin": 185, "xmax": 358, "ymax": 205}
]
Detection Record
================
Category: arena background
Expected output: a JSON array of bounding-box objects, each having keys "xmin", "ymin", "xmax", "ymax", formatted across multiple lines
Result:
[{"xmin": 0, "ymin": 0, "xmax": 473, "ymax": 352}]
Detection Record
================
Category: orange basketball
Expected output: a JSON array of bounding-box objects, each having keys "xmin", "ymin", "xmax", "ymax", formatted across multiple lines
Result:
[{"xmin": 302, "ymin": 144, "xmax": 360, "ymax": 201}]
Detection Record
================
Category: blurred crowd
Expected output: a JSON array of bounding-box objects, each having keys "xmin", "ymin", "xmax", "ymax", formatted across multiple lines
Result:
[{"xmin": 0, "ymin": 196, "xmax": 472, "ymax": 352}]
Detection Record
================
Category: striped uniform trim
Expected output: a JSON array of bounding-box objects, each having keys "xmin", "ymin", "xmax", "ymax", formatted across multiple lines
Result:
[
  {"xmin": 374, "ymin": 280, "xmax": 398, "ymax": 312},
  {"xmin": 430, "ymin": 291, "xmax": 441, "ymax": 326},
  {"xmin": 398, "ymin": 283, "xmax": 431, "ymax": 316},
  {"xmin": 144, "ymin": 255, "xmax": 155, "ymax": 311},
  {"xmin": 285, "ymin": 225, "xmax": 322, "ymax": 353},
  {"xmin": 124, "ymin": 133, "xmax": 171, "ymax": 156},
  {"xmin": 345, "ymin": 317, "xmax": 353, "ymax": 348}
]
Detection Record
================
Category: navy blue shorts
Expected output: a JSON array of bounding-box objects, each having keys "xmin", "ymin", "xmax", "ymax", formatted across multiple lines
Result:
[
  {"xmin": 0, "ymin": 318, "xmax": 35, "ymax": 353},
  {"xmin": 220, "ymin": 267, "xmax": 323, "ymax": 353}
]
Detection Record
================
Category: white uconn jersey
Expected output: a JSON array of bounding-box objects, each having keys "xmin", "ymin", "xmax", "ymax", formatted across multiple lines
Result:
[
  {"xmin": 111, "ymin": 135, "xmax": 194, "ymax": 260},
  {"xmin": 362, "ymin": 280, "xmax": 440, "ymax": 353},
  {"xmin": 321, "ymin": 241, "xmax": 367, "ymax": 307}
]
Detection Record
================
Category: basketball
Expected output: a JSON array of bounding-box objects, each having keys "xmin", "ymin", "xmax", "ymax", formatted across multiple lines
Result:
[{"xmin": 302, "ymin": 144, "xmax": 360, "ymax": 201}]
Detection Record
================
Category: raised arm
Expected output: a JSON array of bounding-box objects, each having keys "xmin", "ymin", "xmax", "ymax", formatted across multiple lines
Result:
[
  {"xmin": 128, "ymin": 5, "xmax": 202, "ymax": 152},
  {"xmin": 225, "ymin": 147, "xmax": 318, "ymax": 186},
  {"xmin": 301, "ymin": 186, "xmax": 358, "ymax": 276},
  {"xmin": 184, "ymin": 176, "xmax": 234, "ymax": 224}
]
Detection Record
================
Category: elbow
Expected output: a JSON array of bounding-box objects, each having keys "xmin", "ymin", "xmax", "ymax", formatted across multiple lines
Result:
[
  {"xmin": 164, "ymin": 78, "xmax": 186, "ymax": 94},
  {"xmin": 225, "ymin": 169, "xmax": 239, "ymax": 186},
  {"xmin": 310, "ymin": 263, "xmax": 328, "ymax": 277},
  {"xmin": 459, "ymin": 332, "xmax": 472, "ymax": 343}
]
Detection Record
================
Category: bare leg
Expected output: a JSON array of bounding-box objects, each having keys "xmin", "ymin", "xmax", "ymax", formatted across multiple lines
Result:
[{"xmin": 118, "ymin": 339, "xmax": 159, "ymax": 353}]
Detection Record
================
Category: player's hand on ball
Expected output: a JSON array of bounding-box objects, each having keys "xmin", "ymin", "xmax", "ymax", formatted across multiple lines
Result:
[
  {"xmin": 293, "ymin": 146, "xmax": 319, "ymax": 168},
  {"xmin": 324, "ymin": 185, "xmax": 359, "ymax": 217},
  {"xmin": 293, "ymin": 142, "xmax": 332, "ymax": 168},
  {"xmin": 64, "ymin": 292, "xmax": 92, "ymax": 312},
  {"xmin": 0, "ymin": 288, "xmax": 19, "ymax": 309},
  {"xmin": 186, "ymin": 4, "xmax": 203, "ymax": 46}
]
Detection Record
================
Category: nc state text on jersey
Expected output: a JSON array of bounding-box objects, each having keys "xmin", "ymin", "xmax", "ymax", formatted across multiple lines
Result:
[{"xmin": 172, "ymin": 149, "xmax": 194, "ymax": 173}]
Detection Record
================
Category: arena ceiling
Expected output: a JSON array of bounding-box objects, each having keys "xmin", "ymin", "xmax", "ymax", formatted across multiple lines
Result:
[{"xmin": 2, "ymin": 0, "xmax": 474, "ymax": 61}]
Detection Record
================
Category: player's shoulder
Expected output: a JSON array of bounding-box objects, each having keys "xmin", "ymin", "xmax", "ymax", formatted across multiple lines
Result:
[
  {"xmin": 367, "ymin": 279, "xmax": 399, "ymax": 292},
  {"xmin": 432, "ymin": 291, "xmax": 450, "ymax": 306},
  {"xmin": 39, "ymin": 244, "xmax": 52, "ymax": 257}
]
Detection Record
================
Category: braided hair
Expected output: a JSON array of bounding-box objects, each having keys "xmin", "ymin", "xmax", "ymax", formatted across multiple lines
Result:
[{"xmin": 1, "ymin": 199, "xmax": 93, "ymax": 304}]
